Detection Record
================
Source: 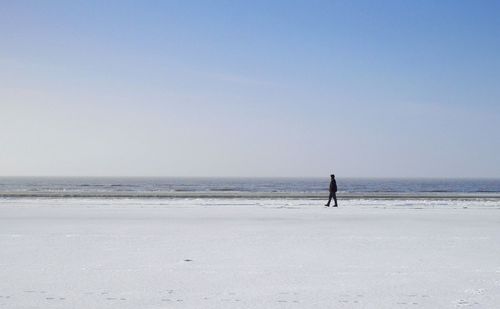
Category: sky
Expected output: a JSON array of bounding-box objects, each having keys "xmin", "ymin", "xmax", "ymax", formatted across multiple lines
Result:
[{"xmin": 1, "ymin": 0, "xmax": 499, "ymax": 178}]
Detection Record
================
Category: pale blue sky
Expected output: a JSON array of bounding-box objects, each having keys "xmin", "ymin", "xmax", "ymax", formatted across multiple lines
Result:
[{"xmin": 1, "ymin": 0, "xmax": 499, "ymax": 177}]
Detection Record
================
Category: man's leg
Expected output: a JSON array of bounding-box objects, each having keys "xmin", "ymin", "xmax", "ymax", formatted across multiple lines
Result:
[
  {"xmin": 333, "ymin": 193, "xmax": 338, "ymax": 207},
  {"xmin": 325, "ymin": 192, "xmax": 332, "ymax": 206}
]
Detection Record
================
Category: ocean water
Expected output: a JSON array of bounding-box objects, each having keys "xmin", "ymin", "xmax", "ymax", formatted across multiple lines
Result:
[{"xmin": 0, "ymin": 177, "xmax": 499, "ymax": 198}]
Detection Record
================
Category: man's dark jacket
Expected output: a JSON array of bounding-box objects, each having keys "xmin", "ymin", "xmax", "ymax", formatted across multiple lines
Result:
[{"xmin": 329, "ymin": 179, "xmax": 337, "ymax": 193}]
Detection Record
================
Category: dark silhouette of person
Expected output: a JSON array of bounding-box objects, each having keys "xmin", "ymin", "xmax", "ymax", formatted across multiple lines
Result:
[{"xmin": 325, "ymin": 174, "xmax": 338, "ymax": 207}]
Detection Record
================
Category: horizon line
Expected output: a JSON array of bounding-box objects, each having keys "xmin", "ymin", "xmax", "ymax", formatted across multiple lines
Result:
[{"xmin": 0, "ymin": 175, "xmax": 499, "ymax": 180}]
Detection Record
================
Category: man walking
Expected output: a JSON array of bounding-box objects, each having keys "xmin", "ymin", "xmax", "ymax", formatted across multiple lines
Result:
[{"xmin": 325, "ymin": 174, "xmax": 338, "ymax": 207}]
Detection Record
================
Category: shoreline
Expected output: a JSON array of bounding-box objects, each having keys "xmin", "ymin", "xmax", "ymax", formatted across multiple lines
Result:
[{"xmin": 1, "ymin": 191, "xmax": 500, "ymax": 199}]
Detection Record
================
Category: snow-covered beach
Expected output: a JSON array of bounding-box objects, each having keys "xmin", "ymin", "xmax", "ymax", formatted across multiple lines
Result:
[{"xmin": 1, "ymin": 198, "xmax": 500, "ymax": 308}]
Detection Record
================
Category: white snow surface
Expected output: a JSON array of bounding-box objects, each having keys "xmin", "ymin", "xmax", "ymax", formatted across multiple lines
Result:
[{"xmin": 1, "ymin": 198, "xmax": 500, "ymax": 308}]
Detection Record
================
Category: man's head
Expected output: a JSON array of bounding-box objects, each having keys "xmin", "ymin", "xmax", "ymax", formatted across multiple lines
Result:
[{"xmin": 331, "ymin": 174, "xmax": 335, "ymax": 179}]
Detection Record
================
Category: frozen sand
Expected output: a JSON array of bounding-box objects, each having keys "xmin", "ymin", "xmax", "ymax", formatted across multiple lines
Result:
[{"xmin": 1, "ymin": 199, "xmax": 500, "ymax": 308}]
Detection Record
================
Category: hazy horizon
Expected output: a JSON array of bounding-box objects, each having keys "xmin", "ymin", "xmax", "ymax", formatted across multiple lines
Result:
[
  {"xmin": 0, "ymin": 174, "xmax": 500, "ymax": 182},
  {"xmin": 2, "ymin": 1, "xmax": 499, "ymax": 178}
]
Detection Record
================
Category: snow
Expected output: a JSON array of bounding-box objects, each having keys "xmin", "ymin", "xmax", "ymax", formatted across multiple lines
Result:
[{"xmin": 1, "ymin": 198, "xmax": 499, "ymax": 308}]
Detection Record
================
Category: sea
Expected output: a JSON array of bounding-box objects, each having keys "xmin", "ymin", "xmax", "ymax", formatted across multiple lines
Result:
[{"xmin": 0, "ymin": 177, "xmax": 499, "ymax": 199}]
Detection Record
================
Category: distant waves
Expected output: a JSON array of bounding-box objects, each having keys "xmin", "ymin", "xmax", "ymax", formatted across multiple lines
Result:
[{"xmin": 0, "ymin": 177, "xmax": 499, "ymax": 200}]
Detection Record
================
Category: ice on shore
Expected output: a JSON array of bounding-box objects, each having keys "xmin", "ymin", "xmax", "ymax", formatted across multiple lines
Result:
[{"xmin": 0, "ymin": 198, "xmax": 499, "ymax": 308}]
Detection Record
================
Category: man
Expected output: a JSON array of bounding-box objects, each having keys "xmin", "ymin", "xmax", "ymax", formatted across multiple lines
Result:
[{"xmin": 325, "ymin": 174, "xmax": 338, "ymax": 207}]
